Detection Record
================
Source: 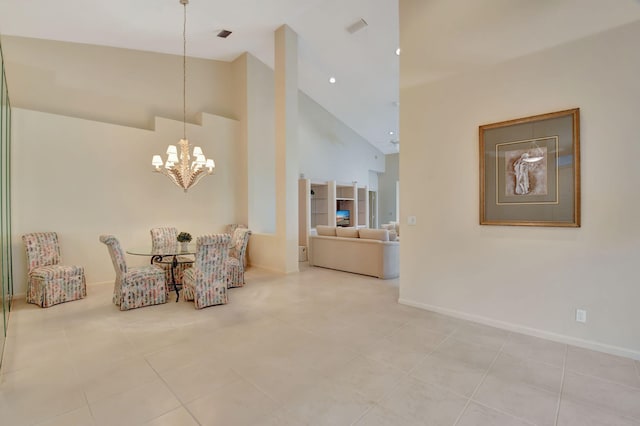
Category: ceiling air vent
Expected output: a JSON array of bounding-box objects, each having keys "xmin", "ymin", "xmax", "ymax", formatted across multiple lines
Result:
[
  {"xmin": 217, "ymin": 29, "xmax": 232, "ymax": 38},
  {"xmin": 346, "ymin": 18, "xmax": 368, "ymax": 34}
]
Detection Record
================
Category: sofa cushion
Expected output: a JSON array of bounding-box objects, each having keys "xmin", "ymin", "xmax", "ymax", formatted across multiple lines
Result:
[
  {"xmin": 388, "ymin": 230, "xmax": 398, "ymax": 241},
  {"xmin": 316, "ymin": 225, "xmax": 337, "ymax": 236},
  {"xmin": 336, "ymin": 227, "xmax": 359, "ymax": 238},
  {"xmin": 358, "ymin": 228, "xmax": 389, "ymax": 241}
]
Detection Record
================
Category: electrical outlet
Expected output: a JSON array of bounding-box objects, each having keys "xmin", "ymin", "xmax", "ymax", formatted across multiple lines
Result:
[
  {"xmin": 576, "ymin": 309, "xmax": 587, "ymax": 323},
  {"xmin": 408, "ymin": 216, "xmax": 417, "ymax": 226}
]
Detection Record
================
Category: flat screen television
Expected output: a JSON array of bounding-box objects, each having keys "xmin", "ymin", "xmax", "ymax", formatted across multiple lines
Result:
[{"xmin": 336, "ymin": 210, "xmax": 350, "ymax": 227}]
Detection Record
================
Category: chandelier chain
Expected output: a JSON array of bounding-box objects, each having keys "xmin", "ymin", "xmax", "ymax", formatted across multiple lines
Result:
[{"xmin": 183, "ymin": 1, "xmax": 187, "ymax": 140}]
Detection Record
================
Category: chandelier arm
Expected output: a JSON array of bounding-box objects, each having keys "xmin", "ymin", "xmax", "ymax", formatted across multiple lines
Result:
[
  {"xmin": 170, "ymin": 167, "xmax": 186, "ymax": 190},
  {"xmin": 189, "ymin": 170, "xmax": 208, "ymax": 189}
]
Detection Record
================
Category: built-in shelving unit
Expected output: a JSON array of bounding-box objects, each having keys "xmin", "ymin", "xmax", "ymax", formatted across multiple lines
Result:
[
  {"xmin": 335, "ymin": 183, "xmax": 355, "ymax": 227},
  {"xmin": 310, "ymin": 182, "xmax": 329, "ymax": 228},
  {"xmin": 335, "ymin": 184, "xmax": 355, "ymax": 200},
  {"xmin": 357, "ymin": 186, "xmax": 369, "ymax": 228},
  {"xmin": 299, "ymin": 179, "xmax": 369, "ymax": 247}
]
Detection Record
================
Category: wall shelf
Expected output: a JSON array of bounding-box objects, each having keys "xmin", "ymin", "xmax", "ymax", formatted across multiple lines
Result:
[{"xmin": 299, "ymin": 179, "xmax": 369, "ymax": 246}]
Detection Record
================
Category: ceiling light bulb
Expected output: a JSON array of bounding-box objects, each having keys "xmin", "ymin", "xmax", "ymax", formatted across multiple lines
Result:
[
  {"xmin": 395, "ymin": 48, "xmax": 401, "ymax": 56},
  {"xmin": 389, "ymin": 131, "xmax": 394, "ymax": 135},
  {"xmin": 329, "ymin": 77, "xmax": 336, "ymax": 84}
]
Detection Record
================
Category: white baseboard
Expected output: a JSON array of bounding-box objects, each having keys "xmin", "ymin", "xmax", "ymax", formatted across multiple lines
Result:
[
  {"xmin": 11, "ymin": 293, "xmax": 25, "ymax": 301},
  {"xmin": 246, "ymin": 264, "xmax": 293, "ymax": 275},
  {"xmin": 398, "ymin": 298, "xmax": 640, "ymax": 361}
]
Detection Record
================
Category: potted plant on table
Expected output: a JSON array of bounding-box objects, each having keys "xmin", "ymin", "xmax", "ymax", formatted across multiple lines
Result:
[{"xmin": 177, "ymin": 232, "xmax": 192, "ymax": 251}]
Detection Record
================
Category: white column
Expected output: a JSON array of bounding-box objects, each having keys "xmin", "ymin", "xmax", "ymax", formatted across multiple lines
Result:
[{"xmin": 274, "ymin": 25, "xmax": 299, "ymax": 273}]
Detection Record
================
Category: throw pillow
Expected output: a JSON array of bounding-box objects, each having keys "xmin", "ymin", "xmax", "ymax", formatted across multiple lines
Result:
[
  {"xmin": 316, "ymin": 225, "xmax": 337, "ymax": 236},
  {"xmin": 358, "ymin": 228, "xmax": 389, "ymax": 241},
  {"xmin": 336, "ymin": 227, "xmax": 359, "ymax": 238}
]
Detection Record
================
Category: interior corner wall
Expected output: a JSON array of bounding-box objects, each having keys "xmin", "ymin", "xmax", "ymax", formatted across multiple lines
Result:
[
  {"xmin": 378, "ymin": 153, "xmax": 399, "ymax": 225},
  {"xmin": 399, "ymin": 20, "xmax": 640, "ymax": 358},
  {"xmin": 246, "ymin": 54, "xmax": 276, "ymax": 234},
  {"xmin": 231, "ymin": 54, "xmax": 249, "ymax": 228},
  {"xmin": 11, "ymin": 108, "xmax": 239, "ymax": 296}
]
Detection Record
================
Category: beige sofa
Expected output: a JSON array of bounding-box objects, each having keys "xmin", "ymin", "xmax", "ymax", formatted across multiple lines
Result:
[{"xmin": 308, "ymin": 226, "xmax": 399, "ymax": 279}]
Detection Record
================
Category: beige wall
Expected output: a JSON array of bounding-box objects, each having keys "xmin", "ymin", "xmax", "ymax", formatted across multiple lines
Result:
[
  {"xmin": 0, "ymin": 36, "xmax": 237, "ymax": 128},
  {"xmin": 379, "ymin": 153, "xmax": 399, "ymax": 225},
  {"xmin": 245, "ymin": 54, "xmax": 276, "ymax": 234},
  {"xmin": 4, "ymin": 35, "xmax": 387, "ymax": 279},
  {"xmin": 11, "ymin": 108, "xmax": 239, "ymax": 296},
  {"xmin": 3, "ymin": 36, "xmax": 243, "ymax": 296},
  {"xmin": 399, "ymin": 18, "xmax": 640, "ymax": 358}
]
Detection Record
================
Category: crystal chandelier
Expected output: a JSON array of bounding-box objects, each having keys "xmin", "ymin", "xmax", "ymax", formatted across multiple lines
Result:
[{"xmin": 152, "ymin": 0, "xmax": 214, "ymax": 192}]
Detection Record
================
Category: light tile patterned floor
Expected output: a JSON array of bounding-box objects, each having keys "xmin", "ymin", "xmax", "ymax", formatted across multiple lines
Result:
[{"xmin": 1, "ymin": 265, "xmax": 639, "ymax": 425}]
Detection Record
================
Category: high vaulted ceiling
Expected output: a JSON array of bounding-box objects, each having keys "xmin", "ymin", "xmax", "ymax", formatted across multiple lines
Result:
[
  {"xmin": 0, "ymin": 0, "xmax": 400, "ymax": 153},
  {"xmin": 1, "ymin": 1, "xmax": 640, "ymax": 154},
  {"xmin": 401, "ymin": 0, "xmax": 640, "ymax": 89}
]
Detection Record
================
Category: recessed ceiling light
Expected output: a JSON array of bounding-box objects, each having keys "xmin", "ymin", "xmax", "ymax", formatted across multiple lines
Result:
[
  {"xmin": 395, "ymin": 48, "xmax": 401, "ymax": 56},
  {"xmin": 389, "ymin": 131, "xmax": 394, "ymax": 135},
  {"xmin": 329, "ymin": 77, "xmax": 336, "ymax": 84}
]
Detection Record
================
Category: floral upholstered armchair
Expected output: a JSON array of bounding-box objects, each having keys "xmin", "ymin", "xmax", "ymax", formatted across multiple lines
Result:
[
  {"xmin": 99, "ymin": 235, "xmax": 167, "ymax": 310},
  {"xmin": 225, "ymin": 223, "xmax": 247, "ymax": 234},
  {"xmin": 150, "ymin": 227, "xmax": 193, "ymax": 288},
  {"xmin": 225, "ymin": 228, "xmax": 251, "ymax": 288},
  {"xmin": 150, "ymin": 227, "xmax": 178, "ymax": 248},
  {"xmin": 182, "ymin": 234, "xmax": 230, "ymax": 309},
  {"xmin": 21, "ymin": 232, "xmax": 87, "ymax": 308},
  {"xmin": 225, "ymin": 223, "xmax": 248, "ymax": 267}
]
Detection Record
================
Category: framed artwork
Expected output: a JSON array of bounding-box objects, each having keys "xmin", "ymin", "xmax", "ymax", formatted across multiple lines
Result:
[{"xmin": 479, "ymin": 108, "xmax": 580, "ymax": 227}]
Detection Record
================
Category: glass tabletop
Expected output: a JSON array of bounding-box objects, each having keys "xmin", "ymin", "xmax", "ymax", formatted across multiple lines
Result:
[{"xmin": 126, "ymin": 244, "xmax": 196, "ymax": 256}]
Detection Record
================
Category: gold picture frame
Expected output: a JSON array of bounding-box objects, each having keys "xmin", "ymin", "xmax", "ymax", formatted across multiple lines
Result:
[{"xmin": 479, "ymin": 108, "xmax": 580, "ymax": 227}]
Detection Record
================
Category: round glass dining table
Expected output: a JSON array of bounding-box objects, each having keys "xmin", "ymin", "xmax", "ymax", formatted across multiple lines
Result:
[{"xmin": 126, "ymin": 244, "xmax": 196, "ymax": 301}]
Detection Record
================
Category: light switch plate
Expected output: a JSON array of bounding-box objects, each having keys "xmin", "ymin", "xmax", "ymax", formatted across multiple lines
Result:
[{"xmin": 408, "ymin": 216, "xmax": 417, "ymax": 226}]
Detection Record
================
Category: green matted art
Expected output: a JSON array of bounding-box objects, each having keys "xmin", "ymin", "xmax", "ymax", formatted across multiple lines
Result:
[{"xmin": 479, "ymin": 108, "xmax": 580, "ymax": 227}]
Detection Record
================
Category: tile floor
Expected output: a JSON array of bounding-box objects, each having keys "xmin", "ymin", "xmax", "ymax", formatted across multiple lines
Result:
[{"xmin": 1, "ymin": 265, "xmax": 639, "ymax": 426}]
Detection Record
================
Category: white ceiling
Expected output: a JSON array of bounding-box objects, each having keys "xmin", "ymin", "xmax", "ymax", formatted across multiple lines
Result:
[
  {"xmin": 401, "ymin": 0, "xmax": 640, "ymax": 89},
  {"xmin": 0, "ymin": 0, "xmax": 400, "ymax": 153},
  {"xmin": 1, "ymin": 1, "xmax": 639, "ymax": 154}
]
